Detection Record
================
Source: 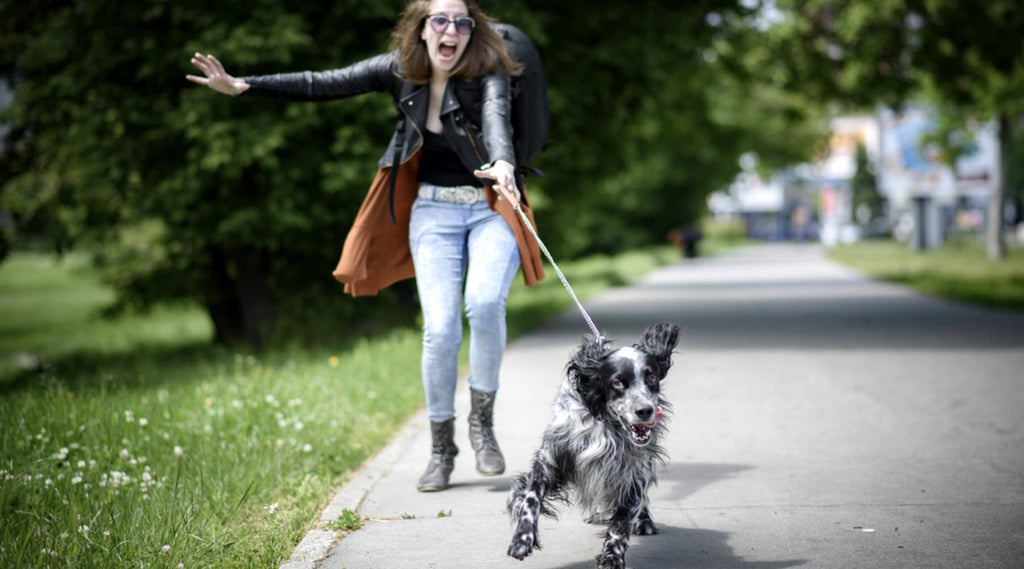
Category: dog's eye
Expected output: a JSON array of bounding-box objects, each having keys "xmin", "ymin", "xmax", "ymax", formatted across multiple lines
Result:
[
  {"xmin": 645, "ymin": 373, "xmax": 658, "ymax": 385},
  {"xmin": 611, "ymin": 379, "xmax": 625, "ymax": 390}
]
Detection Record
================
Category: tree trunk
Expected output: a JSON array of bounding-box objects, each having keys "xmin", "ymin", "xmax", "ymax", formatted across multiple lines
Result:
[
  {"xmin": 202, "ymin": 247, "xmax": 277, "ymax": 351},
  {"xmin": 987, "ymin": 114, "xmax": 1009, "ymax": 260},
  {"xmin": 204, "ymin": 247, "xmax": 246, "ymax": 345},
  {"xmin": 235, "ymin": 256, "xmax": 277, "ymax": 352}
]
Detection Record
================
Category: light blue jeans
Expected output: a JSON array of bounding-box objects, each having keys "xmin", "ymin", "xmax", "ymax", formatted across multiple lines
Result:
[{"xmin": 409, "ymin": 185, "xmax": 521, "ymax": 423}]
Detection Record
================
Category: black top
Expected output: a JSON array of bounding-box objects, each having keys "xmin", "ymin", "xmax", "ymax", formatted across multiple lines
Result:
[{"xmin": 418, "ymin": 129, "xmax": 483, "ymax": 187}]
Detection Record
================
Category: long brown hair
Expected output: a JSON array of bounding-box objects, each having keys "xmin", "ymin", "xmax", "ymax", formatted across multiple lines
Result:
[{"xmin": 390, "ymin": 0, "xmax": 523, "ymax": 84}]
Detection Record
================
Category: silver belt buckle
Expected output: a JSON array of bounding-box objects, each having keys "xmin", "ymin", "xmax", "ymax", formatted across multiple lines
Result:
[{"xmin": 438, "ymin": 185, "xmax": 480, "ymax": 204}]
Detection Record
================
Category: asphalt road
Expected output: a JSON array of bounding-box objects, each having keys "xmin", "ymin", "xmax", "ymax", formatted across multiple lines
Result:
[{"xmin": 285, "ymin": 243, "xmax": 1024, "ymax": 569}]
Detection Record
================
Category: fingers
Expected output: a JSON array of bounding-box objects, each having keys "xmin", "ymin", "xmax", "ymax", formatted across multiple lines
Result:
[
  {"xmin": 473, "ymin": 166, "xmax": 515, "ymax": 189},
  {"xmin": 207, "ymin": 54, "xmax": 227, "ymax": 75},
  {"xmin": 190, "ymin": 53, "xmax": 225, "ymax": 77},
  {"xmin": 492, "ymin": 182, "xmax": 521, "ymax": 207},
  {"xmin": 185, "ymin": 74, "xmax": 210, "ymax": 85},
  {"xmin": 190, "ymin": 55, "xmax": 213, "ymax": 76}
]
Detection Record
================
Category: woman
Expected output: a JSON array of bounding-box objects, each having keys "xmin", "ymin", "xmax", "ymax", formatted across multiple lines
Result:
[{"xmin": 187, "ymin": 0, "xmax": 544, "ymax": 492}]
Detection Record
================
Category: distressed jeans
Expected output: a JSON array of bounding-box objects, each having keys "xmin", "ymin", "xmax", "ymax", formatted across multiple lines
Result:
[{"xmin": 409, "ymin": 186, "xmax": 521, "ymax": 423}]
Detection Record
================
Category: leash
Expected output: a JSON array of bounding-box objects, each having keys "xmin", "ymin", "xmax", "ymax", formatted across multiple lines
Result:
[{"xmin": 511, "ymin": 201, "xmax": 604, "ymax": 343}]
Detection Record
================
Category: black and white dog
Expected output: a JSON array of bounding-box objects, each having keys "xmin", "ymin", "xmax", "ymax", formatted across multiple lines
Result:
[{"xmin": 507, "ymin": 322, "xmax": 680, "ymax": 569}]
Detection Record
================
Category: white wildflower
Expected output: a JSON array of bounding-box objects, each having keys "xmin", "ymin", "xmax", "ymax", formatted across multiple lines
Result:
[
  {"xmin": 173, "ymin": 446, "xmax": 183, "ymax": 457},
  {"xmin": 302, "ymin": 443, "xmax": 313, "ymax": 453},
  {"xmin": 265, "ymin": 502, "xmax": 279, "ymax": 515},
  {"xmin": 162, "ymin": 544, "xmax": 171, "ymax": 555},
  {"xmin": 78, "ymin": 525, "xmax": 90, "ymax": 536},
  {"xmin": 139, "ymin": 418, "xmax": 148, "ymax": 427},
  {"xmin": 119, "ymin": 449, "xmax": 130, "ymax": 460}
]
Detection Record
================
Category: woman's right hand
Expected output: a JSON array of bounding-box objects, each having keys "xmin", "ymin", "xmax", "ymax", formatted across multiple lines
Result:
[{"xmin": 186, "ymin": 53, "xmax": 249, "ymax": 96}]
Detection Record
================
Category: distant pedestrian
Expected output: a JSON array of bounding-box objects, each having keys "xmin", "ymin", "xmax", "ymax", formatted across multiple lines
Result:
[{"xmin": 187, "ymin": 0, "xmax": 545, "ymax": 492}]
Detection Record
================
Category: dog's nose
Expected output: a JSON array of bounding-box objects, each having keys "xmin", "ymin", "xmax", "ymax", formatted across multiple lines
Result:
[{"xmin": 635, "ymin": 406, "xmax": 654, "ymax": 422}]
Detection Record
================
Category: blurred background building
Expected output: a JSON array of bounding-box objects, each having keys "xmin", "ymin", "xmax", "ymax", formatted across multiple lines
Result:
[{"xmin": 708, "ymin": 108, "xmax": 1003, "ymax": 250}]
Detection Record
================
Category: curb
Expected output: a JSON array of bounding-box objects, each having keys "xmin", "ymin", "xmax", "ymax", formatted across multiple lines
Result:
[{"xmin": 277, "ymin": 408, "xmax": 427, "ymax": 569}]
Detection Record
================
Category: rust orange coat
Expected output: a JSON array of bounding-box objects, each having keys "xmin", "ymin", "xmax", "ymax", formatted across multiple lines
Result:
[{"xmin": 332, "ymin": 150, "xmax": 545, "ymax": 297}]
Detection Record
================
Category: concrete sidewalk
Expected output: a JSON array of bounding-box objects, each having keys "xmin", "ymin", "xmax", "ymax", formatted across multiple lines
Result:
[{"xmin": 284, "ymin": 244, "xmax": 1024, "ymax": 569}]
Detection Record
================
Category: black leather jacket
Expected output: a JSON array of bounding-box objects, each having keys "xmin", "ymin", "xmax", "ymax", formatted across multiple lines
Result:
[{"xmin": 242, "ymin": 51, "xmax": 516, "ymax": 176}]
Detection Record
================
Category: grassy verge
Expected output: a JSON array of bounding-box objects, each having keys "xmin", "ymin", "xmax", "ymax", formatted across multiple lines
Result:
[
  {"xmin": 827, "ymin": 238, "xmax": 1024, "ymax": 311},
  {"xmin": 0, "ymin": 244, "xmax": 680, "ymax": 568}
]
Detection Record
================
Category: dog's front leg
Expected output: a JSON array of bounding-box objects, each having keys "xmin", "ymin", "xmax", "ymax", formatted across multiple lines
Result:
[
  {"xmin": 596, "ymin": 481, "xmax": 645, "ymax": 569},
  {"xmin": 631, "ymin": 505, "xmax": 658, "ymax": 535},
  {"xmin": 507, "ymin": 455, "xmax": 559, "ymax": 560},
  {"xmin": 631, "ymin": 477, "xmax": 657, "ymax": 536},
  {"xmin": 596, "ymin": 508, "xmax": 633, "ymax": 569}
]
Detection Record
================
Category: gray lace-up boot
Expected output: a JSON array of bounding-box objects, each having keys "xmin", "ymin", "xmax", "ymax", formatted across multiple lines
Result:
[
  {"xmin": 468, "ymin": 388, "xmax": 505, "ymax": 475},
  {"xmin": 416, "ymin": 418, "xmax": 459, "ymax": 492}
]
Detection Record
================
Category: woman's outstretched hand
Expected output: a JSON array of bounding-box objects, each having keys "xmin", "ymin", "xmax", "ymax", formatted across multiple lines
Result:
[
  {"xmin": 474, "ymin": 160, "xmax": 521, "ymax": 208},
  {"xmin": 186, "ymin": 53, "xmax": 249, "ymax": 96}
]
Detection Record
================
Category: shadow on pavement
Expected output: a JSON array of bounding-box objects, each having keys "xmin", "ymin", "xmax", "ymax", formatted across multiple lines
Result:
[
  {"xmin": 628, "ymin": 526, "xmax": 807, "ymax": 569},
  {"xmin": 447, "ymin": 476, "xmax": 515, "ymax": 494},
  {"xmin": 659, "ymin": 462, "xmax": 756, "ymax": 503},
  {"xmin": 543, "ymin": 526, "xmax": 805, "ymax": 569}
]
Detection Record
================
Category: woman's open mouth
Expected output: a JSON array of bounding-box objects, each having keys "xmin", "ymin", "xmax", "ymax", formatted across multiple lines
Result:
[{"xmin": 439, "ymin": 41, "xmax": 457, "ymax": 59}]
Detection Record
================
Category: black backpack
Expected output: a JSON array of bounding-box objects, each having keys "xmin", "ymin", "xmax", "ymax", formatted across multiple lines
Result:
[{"xmin": 492, "ymin": 23, "xmax": 550, "ymax": 179}]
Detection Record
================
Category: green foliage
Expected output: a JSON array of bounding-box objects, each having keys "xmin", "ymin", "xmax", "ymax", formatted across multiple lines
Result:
[
  {"xmin": 850, "ymin": 142, "xmax": 883, "ymax": 224},
  {"xmin": 1, "ymin": 0, "xmax": 825, "ymax": 347},
  {"xmin": 768, "ymin": 0, "xmax": 1024, "ymax": 258},
  {"xmin": 332, "ymin": 509, "xmax": 365, "ymax": 531}
]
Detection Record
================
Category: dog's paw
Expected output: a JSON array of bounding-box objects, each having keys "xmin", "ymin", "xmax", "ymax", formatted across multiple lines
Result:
[
  {"xmin": 632, "ymin": 517, "xmax": 658, "ymax": 536},
  {"xmin": 596, "ymin": 552, "xmax": 626, "ymax": 569},
  {"xmin": 507, "ymin": 531, "xmax": 536, "ymax": 560}
]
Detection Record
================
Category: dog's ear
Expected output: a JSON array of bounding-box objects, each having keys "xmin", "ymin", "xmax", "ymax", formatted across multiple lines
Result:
[
  {"xmin": 567, "ymin": 336, "xmax": 611, "ymax": 419},
  {"xmin": 638, "ymin": 322, "xmax": 680, "ymax": 377}
]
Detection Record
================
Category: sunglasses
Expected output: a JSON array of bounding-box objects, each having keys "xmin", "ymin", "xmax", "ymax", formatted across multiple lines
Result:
[{"xmin": 426, "ymin": 14, "xmax": 475, "ymax": 35}]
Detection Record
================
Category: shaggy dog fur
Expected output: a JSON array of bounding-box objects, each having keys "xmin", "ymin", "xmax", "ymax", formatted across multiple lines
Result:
[{"xmin": 507, "ymin": 322, "xmax": 680, "ymax": 569}]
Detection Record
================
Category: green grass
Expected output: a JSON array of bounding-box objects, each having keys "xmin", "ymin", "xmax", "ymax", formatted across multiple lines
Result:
[
  {"xmin": 0, "ymin": 254, "xmax": 213, "ymax": 380},
  {"xmin": 0, "ymin": 244, "xmax": 685, "ymax": 569},
  {"xmin": 827, "ymin": 239, "xmax": 1024, "ymax": 311}
]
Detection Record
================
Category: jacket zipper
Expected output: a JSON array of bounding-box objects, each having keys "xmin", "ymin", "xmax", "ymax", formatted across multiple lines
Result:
[
  {"xmin": 456, "ymin": 113, "xmax": 486, "ymax": 166},
  {"xmin": 395, "ymin": 100, "xmax": 424, "ymax": 167}
]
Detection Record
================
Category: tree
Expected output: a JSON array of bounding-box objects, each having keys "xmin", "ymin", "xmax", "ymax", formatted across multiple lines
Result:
[
  {"xmin": 850, "ymin": 141, "xmax": 883, "ymax": 228},
  {"xmin": 769, "ymin": 0, "xmax": 1024, "ymax": 259},
  {"xmin": 0, "ymin": 0, "xmax": 410, "ymax": 348},
  {"xmin": 1, "ymin": 0, "xmax": 827, "ymax": 349}
]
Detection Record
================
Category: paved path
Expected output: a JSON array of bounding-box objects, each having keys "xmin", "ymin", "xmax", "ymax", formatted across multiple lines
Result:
[{"xmin": 286, "ymin": 244, "xmax": 1024, "ymax": 569}]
